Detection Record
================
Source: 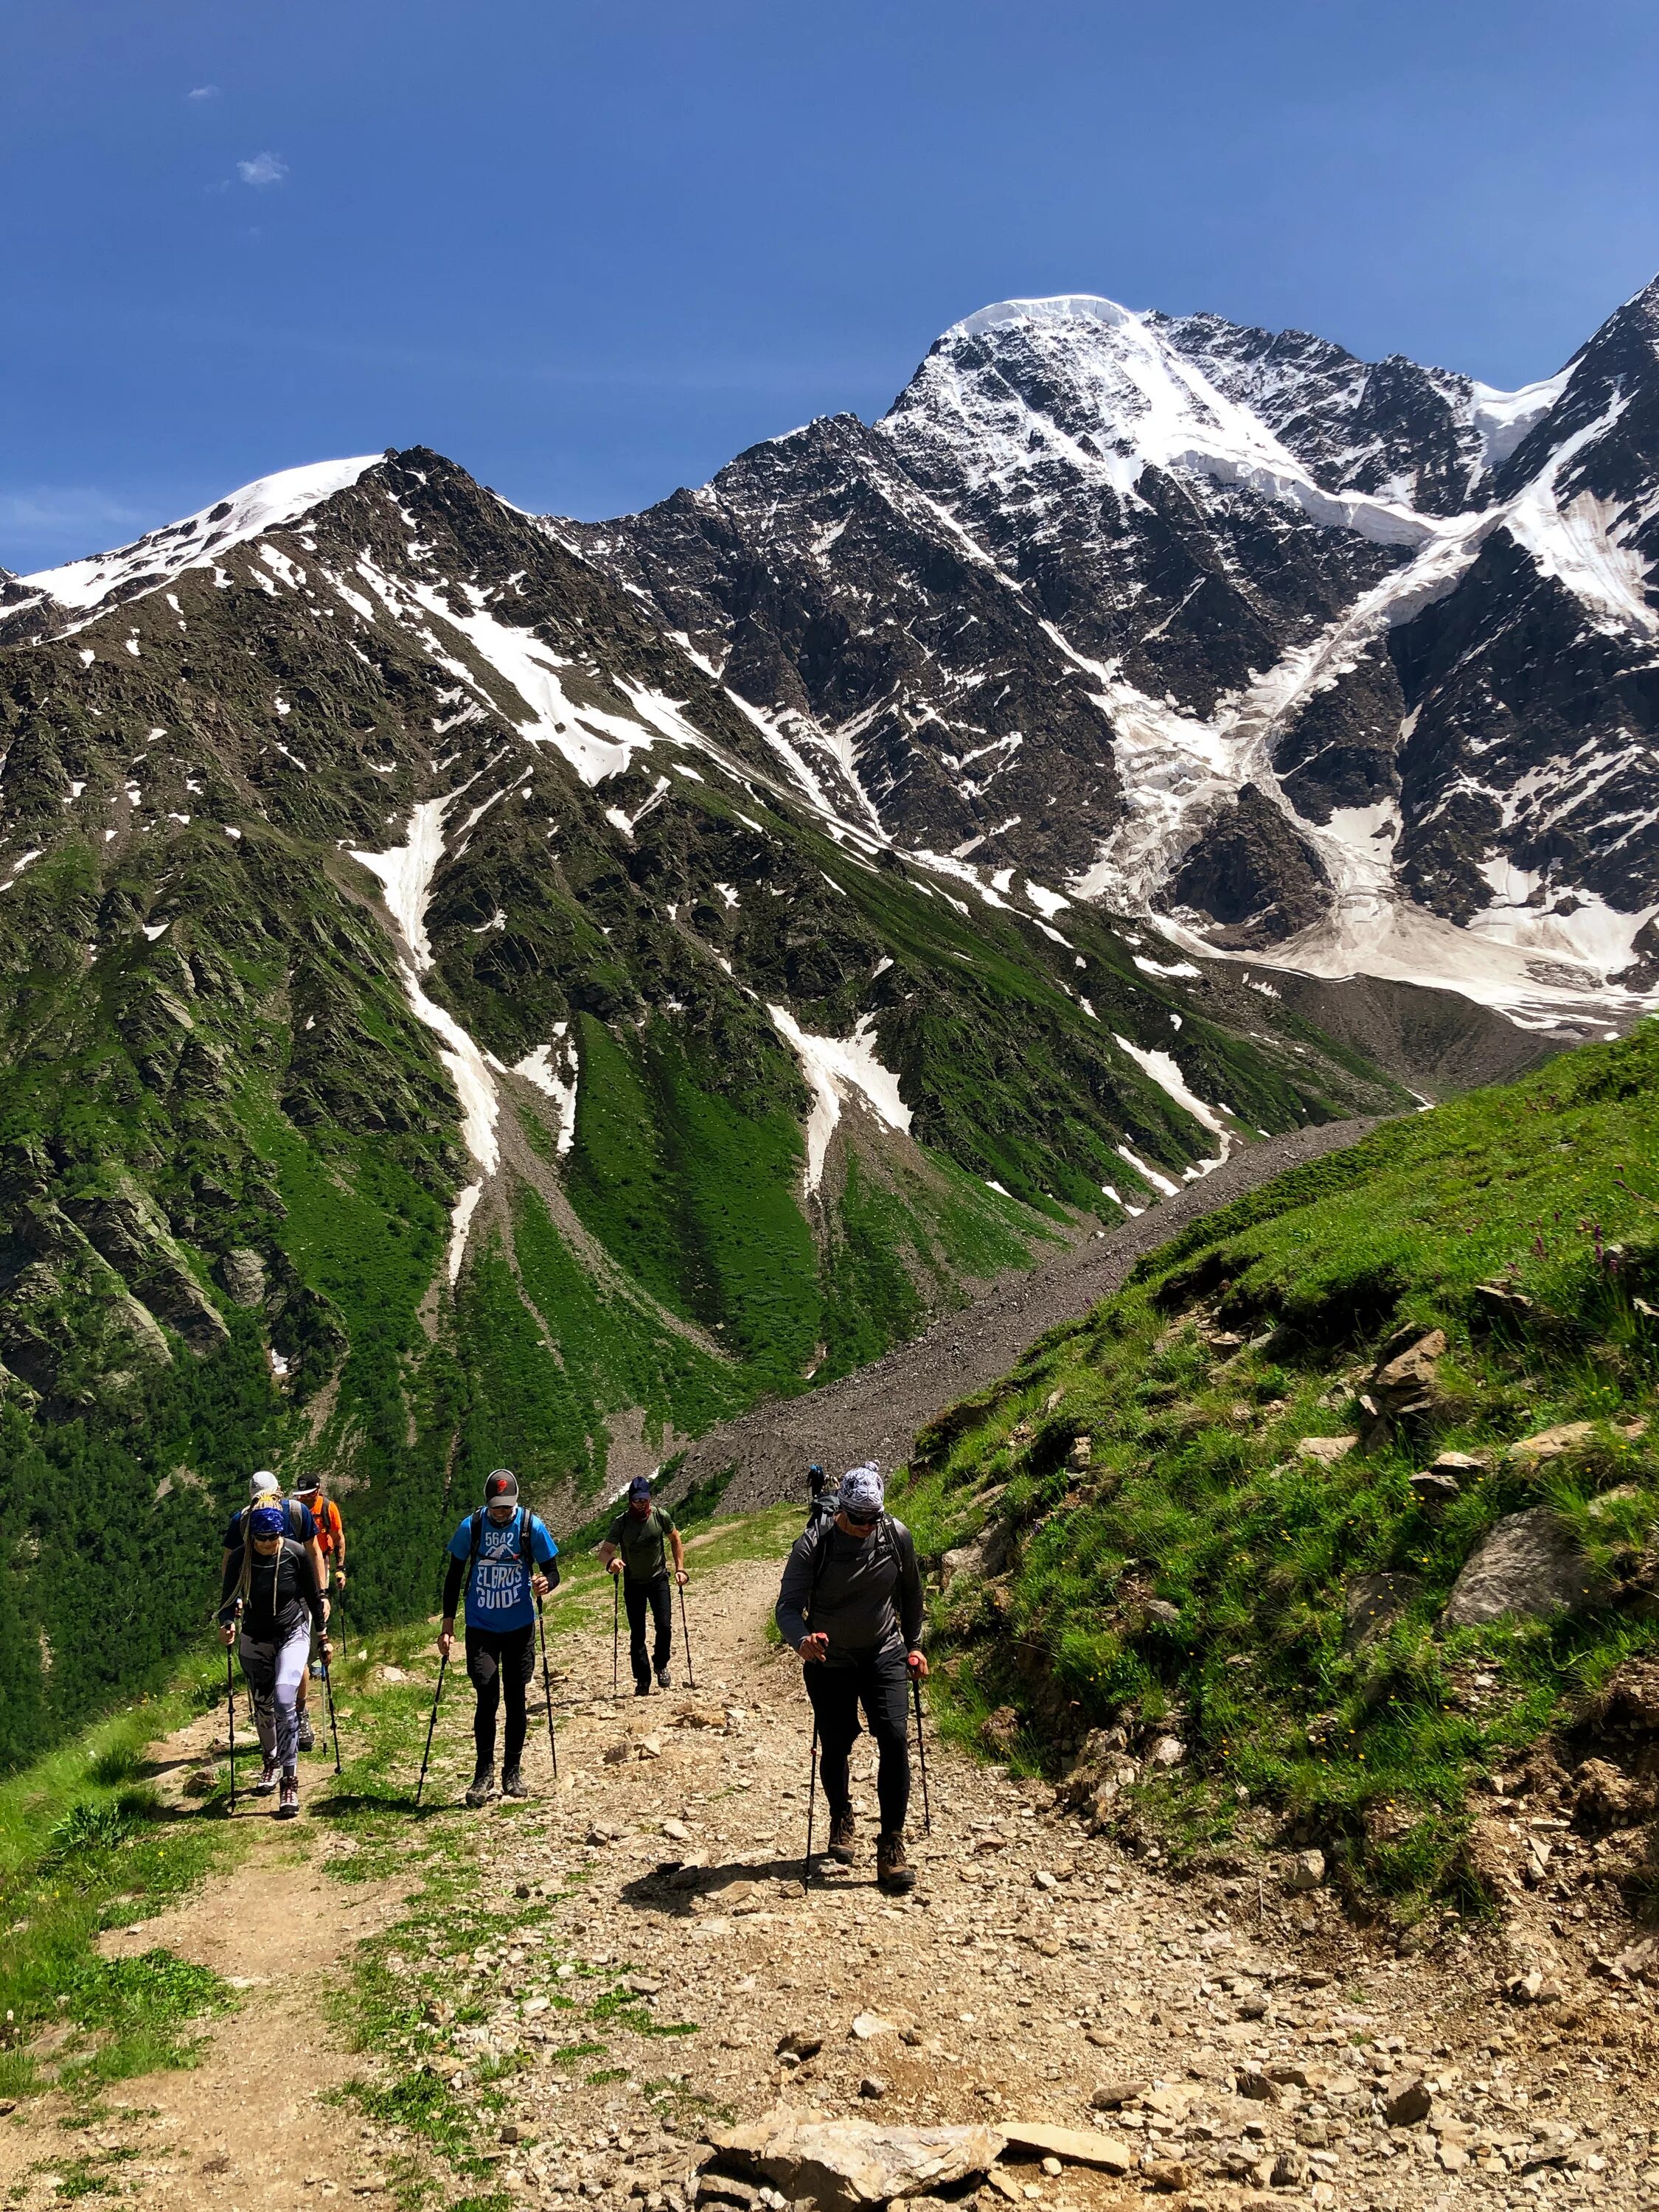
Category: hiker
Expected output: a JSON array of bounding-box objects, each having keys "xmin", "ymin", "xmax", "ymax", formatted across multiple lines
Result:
[
  {"xmin": 437, "ymin": 1469, "xmax": 560, "ymax": 1805},
  {"xmin": 292, "ymin": 1475, "xmax": 347, "ymax": 1596},
  {"xmin": 222, "ymin": 1472, "xmax": 329, "ymax": 1751},
  {"xmin": 597, "ymin": 1475, "xmax": 686, "ymax": 1696},
  {"xmin": 291, "ymin": 1474, "xmax": 346, "ymax": 1740},
  {"xmin": 218, "ymin": 1503, "xmax": 331, "ymax": 1818},
  {"xmin": 775, "ymin": 1462, "xmax": 927, "ymax": 1893},
  {"xmin": 805, "ymin": 1462, "xmax": 838, "ymax": 1529}
]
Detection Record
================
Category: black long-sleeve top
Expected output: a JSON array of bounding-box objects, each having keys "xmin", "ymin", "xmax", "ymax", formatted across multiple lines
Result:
[
  {"xmin": 775, "ymin": 1514, "xmax": 923, "ymax": 1666},
  {"xmin": 218, "ymin": 1538, "xmax": 324, "ymax": 1643}
]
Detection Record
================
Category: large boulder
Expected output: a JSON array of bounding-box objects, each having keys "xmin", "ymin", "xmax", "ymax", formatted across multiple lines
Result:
[
  {"xmin": 705, "ymin": 2110, "xmax": 1005, "ymax": 2212},
  {"xmin": 1441, "ymin": 1506, "xmax": 1600, "ymax": 1630}
]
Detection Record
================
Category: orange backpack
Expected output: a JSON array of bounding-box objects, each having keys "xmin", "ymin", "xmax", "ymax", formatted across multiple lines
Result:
[{"xmin": 297, "ymin": 1494, "xmax": 341, "ymax": 1557}]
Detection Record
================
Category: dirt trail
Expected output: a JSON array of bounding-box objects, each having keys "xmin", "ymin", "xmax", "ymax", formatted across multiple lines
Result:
[
  {"xmin": 11, "ymin": 1548, "xmax": 1652, "ymax": 2211},
  {"xmin": 2, "ymin": 1703, "xmax": 410, "ymax": 2212},
  {"xmin": 673, "ymin": 1119, "xmax": 1381, "ymax": 1512}
]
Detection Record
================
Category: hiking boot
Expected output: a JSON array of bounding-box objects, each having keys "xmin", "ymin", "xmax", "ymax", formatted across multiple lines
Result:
[
  {"xmin": 875, "ymin": 1829, "xmax": 916, "ymax": 1893},
  {"xmin": 276, "ymin": 1773, "xmax": 300, "ymax": 1821},
  {"xmin": 296, "ymin": 1714, "xmax": 316, "ymax": 1753},
  {"xmin": 465, "ymin": 1767, "xmax": 497, "ymax": 1807},
  {"xmin": 655, "ymin": 1667, "xmax": 672, "ymax": 1691},
  {"xmin": 633, "ymin": 1679, "xmax": 653, "ymax": 1697},
  {"xmin": 253, "ymin": 1762, "xmax": 279, "ymax": 1797},
  {"xmin": 827, "ymin": 1806, "xmax": 857, "ymax": 1863},
  {"xmin": 501, "ymin": 1766, "xmax": 528, "ymax": 1798}
]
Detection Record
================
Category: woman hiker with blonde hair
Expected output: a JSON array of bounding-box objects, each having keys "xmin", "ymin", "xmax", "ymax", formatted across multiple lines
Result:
[{"xmin": 218, "ymin": 1501, "xmax": 331, "ymax": 1819}]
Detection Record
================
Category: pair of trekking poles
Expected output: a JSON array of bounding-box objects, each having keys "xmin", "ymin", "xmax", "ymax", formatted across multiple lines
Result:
[
  {"xmin": 223, "ymin": 1596, "xmax": 343, "ymax": 1814},
  {"xmin": 415, "ymin": 1561, "xmax": 696, "ymax": 1806},
  {"xmin": 610, "ymin": 1565, "xmax": 697, "ymax": 1698},
  {"xmin": 414, "ymin": 1592, "xmax": 560, "ymax": 1808},
  {"xmin": 801, "ymin": 1666, "xmax": 932, "ymax": 1888}
]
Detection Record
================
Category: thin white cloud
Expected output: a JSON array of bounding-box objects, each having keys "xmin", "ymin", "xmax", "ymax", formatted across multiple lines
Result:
[
  {"xmin": 187, "ymin": 85, "xmax": 220, "ymax": 100},
  {"xmin": 0, "ymin": 489, "xmax": 143, "ymax": 535},
  {"xmin": 237, "ymin": 151, "xmax": 288, "ymax": 187}
]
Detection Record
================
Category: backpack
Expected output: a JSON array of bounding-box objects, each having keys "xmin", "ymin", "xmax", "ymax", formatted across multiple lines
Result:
[
  {"xmin": 234, "ymin": 1498, "xmax": 310, "ymax": 1545},
  {"xmin": 297, "ymin": 1494, "xmax": 340, "ymax": 1556},
  {"xmin": 804, "ymin": 1511, "xmax": 903, "ymax": 1609}
]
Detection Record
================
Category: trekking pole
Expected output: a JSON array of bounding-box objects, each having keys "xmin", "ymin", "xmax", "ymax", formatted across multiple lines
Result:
[
  {"xmin": 415, "ymin": 1650, "xmax": 448, "ymax": 1807},
  {"xmin": 803, "ymin": 1717, "xmax": 818, "ymax": 1891},
  {"xmin": 911, "ymin": 1669, "xmax": 932, "ymax": 1837},
  {"xmin": 320, "ymin": 1641, "xmax": 343, "ymax": 1776},
  {"xmin": 675, "ymin": 1573, "xmax": 697, "ymax": 1691},
  {"xmin": 611, "ymin": 1571, "xmax": 619, "ymax": 1700},
  {"xmin": 534, "ymin": 1593, "xmax": 559, "ymax": 1780},
  {"xmin": 224, "ymin": 1609, "xmax": 240, "ymax": 1815}
]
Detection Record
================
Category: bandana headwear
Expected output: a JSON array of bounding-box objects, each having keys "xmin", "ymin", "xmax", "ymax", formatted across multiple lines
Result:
[
  {"xmin": 838, "ymin": 1464, "xmax": 884, "ymax": 1517},
  {"xmin": 249, "ymin": 1504, "xmax": 287, "ymax": 1539},
  {"xmin": 248, "ymin": 1470, "xmax": 280, "ymax": 1500},
  {"xmin": 485, "ymin": 1469, "xmax": 519, "ymax": 1509}
]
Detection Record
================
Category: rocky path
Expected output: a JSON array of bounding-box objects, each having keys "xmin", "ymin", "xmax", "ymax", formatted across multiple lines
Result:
[
  {"xmin": 10, "ymin": 1539, "xmax": 1655, "ymax": 2212},
  {"xmin": 673, "ymin": 1120, "xmax": 1382, "ymax": 1513}
]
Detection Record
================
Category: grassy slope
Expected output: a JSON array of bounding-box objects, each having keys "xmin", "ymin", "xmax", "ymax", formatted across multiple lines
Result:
[{"xmin": 893, "ymin": 1021, "xmax": 1659, "ymax": 1915}]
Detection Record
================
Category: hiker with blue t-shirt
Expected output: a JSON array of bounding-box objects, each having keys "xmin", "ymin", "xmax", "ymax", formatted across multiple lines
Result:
[{"xmin": 437, "ymin": 1470, "xmax": 560, "ymax": 1805}]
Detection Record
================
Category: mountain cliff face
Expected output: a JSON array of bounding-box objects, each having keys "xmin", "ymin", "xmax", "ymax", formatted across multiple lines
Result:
[
  {"xmin": 576, "ymin": 282, "xmax": 1659, "ymax": 1027},
  {"xmin": 0, "ymin": 447, "xmax": 1405, "ymax": 1763}
]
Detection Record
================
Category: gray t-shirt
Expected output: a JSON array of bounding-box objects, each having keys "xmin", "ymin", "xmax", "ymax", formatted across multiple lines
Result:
[{"xmin": 775, "ymin": 1516, "xmax": 923, "ymax": 1669}]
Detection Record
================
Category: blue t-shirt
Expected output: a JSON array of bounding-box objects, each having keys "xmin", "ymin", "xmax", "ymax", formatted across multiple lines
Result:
[{"xmin": 447, "ymin": 1508, "xmax": 559, "ymax": 1631}]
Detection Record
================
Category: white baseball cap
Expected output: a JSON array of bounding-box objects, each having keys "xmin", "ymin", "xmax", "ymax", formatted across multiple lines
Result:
[{"xmin": 248, "ymin": 1470, "xmax": 281, "ymax": 1499}]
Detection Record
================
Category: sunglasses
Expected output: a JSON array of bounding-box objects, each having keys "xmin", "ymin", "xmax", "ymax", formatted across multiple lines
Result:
[{"xmin": 843, "ymin": 1508, "xmax": 880, "ymax": 1527}]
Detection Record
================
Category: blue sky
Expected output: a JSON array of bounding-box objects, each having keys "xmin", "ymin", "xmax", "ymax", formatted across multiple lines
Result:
[{"xmin": 4, "ymin": 0, "xmax": 1657, "ymax": 572}]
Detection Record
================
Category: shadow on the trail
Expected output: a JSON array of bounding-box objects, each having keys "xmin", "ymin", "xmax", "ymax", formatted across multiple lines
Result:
[{"xmin": 615, "ymin": 1855, "xmax": 881, "ymax": 1913}]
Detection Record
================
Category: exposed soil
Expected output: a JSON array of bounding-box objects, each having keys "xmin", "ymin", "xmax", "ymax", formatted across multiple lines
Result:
[{"xmin": 672, "ymin": 1120, "xmax": 1383, "ymax": 1514}]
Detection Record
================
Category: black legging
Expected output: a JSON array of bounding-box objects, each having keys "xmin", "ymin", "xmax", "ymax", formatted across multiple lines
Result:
[
  {"xmin": 625, "ymin": 1572, "xmax": 672, "ymax": 1688},
  {"xmin": 804, "ymin": 1652, "xmax": 911, "ymax": 1833},
  {"xmin": 465, "ymin": 1623, "xmax": 535, "ymax": 1773}
]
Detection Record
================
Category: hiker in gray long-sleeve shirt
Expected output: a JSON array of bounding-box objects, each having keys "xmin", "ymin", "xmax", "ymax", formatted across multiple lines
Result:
[{"xmin": 775, "ymin": 1462, "xmax": 926, "ymax": 1893}]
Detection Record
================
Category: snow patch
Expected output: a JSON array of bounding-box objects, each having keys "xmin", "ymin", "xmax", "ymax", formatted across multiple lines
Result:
[
  {"xmin": 351, "ymin": 799, "xmax": 503, "ymax": 1284},
  {"xmin": 512, "ymin": 1027, "xmax": 577, "ymax": 1155},
  {"xmin": 19, "ymin": 456, "xmax": 380, "ymax": 618},
  {"xmin": 767, "ymin": 1005, "xmax": 912, "ymax": 1194},
  {"xmin": 1115, "ymin": 1141, "xmax": 1179, "ymax": 1198},
  {"xmin": 1113, "ymin": 1034, "xmax": 1234, "ymax": 1171}
]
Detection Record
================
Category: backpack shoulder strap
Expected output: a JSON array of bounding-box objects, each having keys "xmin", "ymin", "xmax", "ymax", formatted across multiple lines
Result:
[{"xmin": 806, "ymin": 1515, "xmax": 835, "ymax": 1601}]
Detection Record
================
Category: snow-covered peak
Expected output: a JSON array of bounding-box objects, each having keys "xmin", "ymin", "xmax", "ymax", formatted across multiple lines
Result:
[
  {"xmin": 15, "ymin": 455, "xmax": 383, "ymax": 617},
  {"xmin": 949, "ymin": 293, "xmax": 1141, "ymax": 341},
  {"xmin": 883, "ymin": 291, "xmax": 1442, "ymax": 549}
]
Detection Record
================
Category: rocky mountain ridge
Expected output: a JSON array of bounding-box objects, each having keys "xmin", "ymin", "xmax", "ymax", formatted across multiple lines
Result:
[
  {"xmin": 0, "ymin": 443, "xmax": 1411, "ymax": 1763},
  {"xmin": 573, "ymin": 279, "xmax": 1659, "ymax": 1030}
]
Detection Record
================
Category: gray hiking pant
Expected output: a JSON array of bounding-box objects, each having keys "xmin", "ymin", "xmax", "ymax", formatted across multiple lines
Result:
[{"xmin": 238, "ymin": 1622, "xmax": 310, "ymax": 1775}]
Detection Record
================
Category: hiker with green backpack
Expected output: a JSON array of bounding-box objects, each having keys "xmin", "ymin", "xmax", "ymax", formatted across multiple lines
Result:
[
  {"xmin": 598, "ymin": 1475, "xmax": 686, "ymax": 1695},
  {"xmin": 437, "ymin": 1470, "xmax": 560, "ymax": 1806}
]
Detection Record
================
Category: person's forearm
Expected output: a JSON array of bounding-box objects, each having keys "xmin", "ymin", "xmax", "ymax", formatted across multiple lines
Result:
[
  {"xmin": 303, "ymin": 1557, "xmax": 327, "ymax": 1634},
  {"xmin": 441, "ymin": 1557, "xmax": 465, "ymax": 1618}
]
